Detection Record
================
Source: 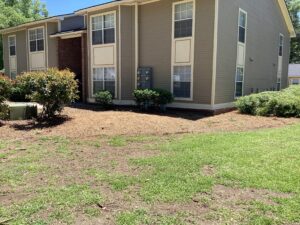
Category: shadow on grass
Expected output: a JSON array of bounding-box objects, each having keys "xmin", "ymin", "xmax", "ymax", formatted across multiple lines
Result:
[
  {"xmin": 70, "ymin": 103, "xmax": 212, "ymax": 121},
  {"xmin": 10, "ymin": 115, "xmax": 72, "ymax": 131}
]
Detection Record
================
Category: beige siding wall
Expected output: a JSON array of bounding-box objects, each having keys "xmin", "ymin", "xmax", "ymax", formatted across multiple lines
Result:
[
  {"xmin": 138, "ymin": 0, "xmax": 215, "ymax": 104},
  {"xmin": 47, "ymin": 22, "xmax": 59, "ymax": 68},
  {"xmin": 2, "ymin": 34, "xmax": 9, "ymax": 76},
  {"xmin": 2, "ymin": 30, "xmax": 28, "ymax": 76},
  {"xmin": 120, "ymin": 5, "xmax": 136, "ymax": 100},
  {"xmin": 215, "ymin": 0, "xmax": 291, "ymax": 104}
]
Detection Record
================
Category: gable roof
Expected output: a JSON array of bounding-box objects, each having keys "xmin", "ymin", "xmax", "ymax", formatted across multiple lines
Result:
[
  {"xmin": 0, "ymin": 0, "xmax": 296, "ymax": 37},
  {"xmin": 289, "ymin": 64, "xmax": 300, "ymax": 77}
]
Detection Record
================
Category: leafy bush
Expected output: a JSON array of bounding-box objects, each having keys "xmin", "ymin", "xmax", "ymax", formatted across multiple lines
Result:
[
  {"xmin": 0, "ymin": 75, "xmax": 11, "ymax": 103},
  {"xmin": 95, "ymin": 91, "xmax": 113, "ymax": 109},
  {"xmin": 236, "ymin": 86, "xmax": 300, "ymax": 118},
  {"xmin": 152, "ymin": 89, "xmax": 174, "ymax": 106},
  {"xmin": 19, "ymin": 68, "xmax": 79, "ymax": 119},
  {"xmin": 133, "ymin": 89, "xmax": 159, "ymax": 110}
]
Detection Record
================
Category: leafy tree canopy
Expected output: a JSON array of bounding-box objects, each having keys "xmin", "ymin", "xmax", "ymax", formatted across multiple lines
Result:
[{"xmin": 286, "ymin": 0, "xmax": 300, "ymax": 63}]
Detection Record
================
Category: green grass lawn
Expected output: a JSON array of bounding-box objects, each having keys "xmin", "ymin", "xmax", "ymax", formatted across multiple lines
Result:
[{"xmin": 0, "ymin": 124, "xmax": 300, "ymax": 224}]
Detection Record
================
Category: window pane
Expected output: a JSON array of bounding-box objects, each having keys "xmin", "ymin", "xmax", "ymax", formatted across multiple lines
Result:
[
  {"xmin": 175, "ymin": 2, "xmax": 193, "ymax": 21},
  {"xmin": 92, "ymin": 16, "xmax": 103, "ymax": 30},
  {"xmin": 37, "ymin": 39, "xmax": 44, "ymax": 51},
  {"xmin": 104, "ymin": 28, "xmax": 115, "ymax": 44},
  {"xmin": 239, "ymin": 12, "xmax": 246, "ymax": 27},
  {"xmin": 104, "ymin": 14, "xmax": 115, "ymax": 29},
  {"xmin": 238, "ymin": 26, "xmax": 245, "ymax": 43},
  {"xmin": 37, "ymin": 28, "xmax": 44, "ymax": 39},
  {"xmin": 175, "ymin": 19, "xmax": 192, "ymax": 38},
  {"xmin": 93, "ymin": 81, "xmax": 104, "ymax": 94},
  {"xmin": 236, "ymin": 67, "xmax": 244, "ymax": 82},
  {"xmin": 173, "ymin": 66, "xmax": 191, "ymax": 98},
  {"xmin": 92, "ymin": 30, "xmax": 103, "ymax": 45},
  {"xmin": 10, "ymin": 46, "xmax": 16, "ymax": 56},
  {"xmin": 93, "ymin": 68, "xmax": 104, "ymax": 81},
  {"xmin": 104, "ymin": 81, "xmax": 115, "ymax": 97},
  {"xmin": 104, "ymin": 68, "xmax": 116, "ymax": 81},
  {"xmin": 235, "ymin": 82, "xmax": 243, "ymax": 97},
  {"xmin": 30, "ymin": 40, "xmax": 37, "ymax": 52},
  {"xmin": 173, "ymin": 82, "xmax": 191, "ymax": 98},
  {"xmin": 279, "ymin": 46, "xmax": 283, "ymax": 56},
  {"xmin": 29, "ymin": 30, "xmax": 36, "ymax": 41},
  {"xmin": 9, "ymin": 37, "xmax": 15, "ymax": 46},
  {"xmin": 10, "ymin": 71, "xmax": 17, "ymax": 80}
]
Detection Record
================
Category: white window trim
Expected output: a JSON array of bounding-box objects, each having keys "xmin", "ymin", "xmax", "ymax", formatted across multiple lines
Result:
[
  {"xmin": 234, "ymin": 8, "xmax": 248, "ymax": 99},
  {"xmin": 89, "ymin": 10, "xmax": 117, "ymax": 98},
  {"xmin": 27, "ymin": 26, "xmax": 45, "ymax": 53},
  {"xmin": 277, "ymin": 33, "xmax": 284, "ymax": 90},
  {"xmin": 171, "ymin": 0, "xmax": 195, "ymax": 101},
  {"xmin": 8, "ymin": 35, "xmax": 17, "ymax": 78}
]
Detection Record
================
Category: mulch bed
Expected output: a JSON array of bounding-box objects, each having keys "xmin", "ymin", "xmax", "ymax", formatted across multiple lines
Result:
[{"xmin": 0, "ymin": 106, "xmax": 299, "ymax": 140}]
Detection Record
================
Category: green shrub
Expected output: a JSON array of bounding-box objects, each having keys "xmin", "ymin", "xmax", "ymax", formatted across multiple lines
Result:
[
  {"xmin": 133, "ymin": 89, "xmax": 159, "ymax": 110},
  {"xmin": 152, "ymin": 89, "xmax": 174, "ymax": 106},
  {"xmin": 0, "ymin": 75, "xmax": 11, "ymax": 103},
  {"xmin": 0, "ymin": 76, "xmax": 11, "ymax": 120},
  {"xmin": 236, "ymin": 86, "xmax": 300, "ymax": 118},
  {"xmin": 95, "ymin": 91, "xmax": 113, "ymax": 109},
  {"xmin": 19, "ymin": 68, "xmax": 79, "ymax": 119}
]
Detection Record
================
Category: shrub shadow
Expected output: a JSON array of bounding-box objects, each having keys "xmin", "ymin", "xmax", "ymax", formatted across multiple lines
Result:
[{"xmin": 10, "ymin": 115, "xmax": 72, "ymax": 131}]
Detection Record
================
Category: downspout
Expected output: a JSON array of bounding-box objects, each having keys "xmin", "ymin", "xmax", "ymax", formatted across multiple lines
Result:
[
  {"xmin": 211, "ymin": 0, "xmax": 219, "ymax": 107},
  {"xmin": 135, "ymin": 1, "xmax": 139, "ymax": 89},
  {"xmin": 118, "ymin": 5, "xmax": 122, "ymax": 100}
]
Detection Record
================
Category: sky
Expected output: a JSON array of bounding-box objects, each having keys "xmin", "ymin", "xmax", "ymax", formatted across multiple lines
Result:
[{"xmin": 41, "ymin": 0, "xmax": 111, "ymax": 16}]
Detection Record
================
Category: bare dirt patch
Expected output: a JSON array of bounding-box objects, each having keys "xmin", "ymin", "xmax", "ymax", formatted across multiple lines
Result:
[{"xmin": 0, "ymin": 107, "xmax": 298, "ymax": 140}]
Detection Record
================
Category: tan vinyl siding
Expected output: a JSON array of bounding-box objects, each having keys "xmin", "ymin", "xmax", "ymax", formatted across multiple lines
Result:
[
  {"xmin": 139, "ymin": 0, "xmax": 215, "ymax": 104},
  {"xmin": 47, "ymin": 22, "xmax": 59, "ymax": 68},
  {"xmin": 2, "ymin": 34, "xmax": 9, "ymax": 76},
  {"xmin": 16, "ymin": 30, "xmax": 28, "ymax": 74},
  {"xmin": 215, "ymin": 0, "xmax": 291, "ymax": 104},
  {"xmin": 120, "ymin": 5, "xmax": 136, "ymax": 100}
]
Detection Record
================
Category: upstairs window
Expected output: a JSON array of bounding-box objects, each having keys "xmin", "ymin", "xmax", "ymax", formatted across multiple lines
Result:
[
  {"xmin": 29, "ymin": 28, "xmax": 44, "ymax": 52},
  {"xmin": 92, "ymin": 13, "xmax": 115, "ymax": 45},
  {"xmin": 9, "ymin": 36, "xmax": 16, "ymax": 56},
  {"xmin": 238, "ymin": 11, "xmax": 246, "ymax": 43},
  {"xmin": 279, "ymin": 34, "xmax": 284, "ymax": 56},
  {"xmin": 174, "ymin": 2, "xmax": 193, "ymax": 38}
]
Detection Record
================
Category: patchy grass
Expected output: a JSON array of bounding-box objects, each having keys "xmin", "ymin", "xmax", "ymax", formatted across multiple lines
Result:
[{"xmin": 1, "ymin": 123, "xmax": 300, "ymax": 224}]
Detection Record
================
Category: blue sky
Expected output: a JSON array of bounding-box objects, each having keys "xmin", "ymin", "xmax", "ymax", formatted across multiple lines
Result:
[{"xmin": 42, "ymin": 0, "xmax": 111, "ymax": 16}]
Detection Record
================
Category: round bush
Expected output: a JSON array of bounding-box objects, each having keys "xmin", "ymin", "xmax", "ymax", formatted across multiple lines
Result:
[
  {"xmin": 95, "ymin": 91, "xmax": 113, "ymax": 109},
  {"xmin": 19, "ymin": 68, "xmax": 79, "ymax": 119},
  {"xmin": 152, "ymin": 89, "xmax": 174, "ymax": 106}
]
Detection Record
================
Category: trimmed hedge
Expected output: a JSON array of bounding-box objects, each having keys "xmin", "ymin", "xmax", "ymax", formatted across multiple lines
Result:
[
  {"xmin": 0, "ymin": 75, "xmax": 11, "ymax": 120},
  {"xmin": 236, "ymin": 86, "xmax": 300, "ymax": 117},
  {"xmin": 95, "ymin": 91, "xmax": 113, "ymax": 109},
  {"xmin": 133, "ymin": 89, "xmax": 174, "ymax": 111}
]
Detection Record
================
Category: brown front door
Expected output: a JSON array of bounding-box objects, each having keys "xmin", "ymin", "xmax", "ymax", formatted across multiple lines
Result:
[{"xmin": 58, "ymin": 37, "xmax": 83, "ymax": 101}]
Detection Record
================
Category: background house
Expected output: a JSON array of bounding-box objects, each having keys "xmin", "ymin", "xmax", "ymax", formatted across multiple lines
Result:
[{"xmin": 289, "ymin": 64, "xmax": 300, "ymax": 85}]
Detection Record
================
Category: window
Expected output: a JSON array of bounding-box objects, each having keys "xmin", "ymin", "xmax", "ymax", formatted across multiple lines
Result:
[
  {"xmin": 238, "ymin": 11, "xmax": 246, "ymax": 43},
  {"xmin": 93, "ymin": 67, "xmax": 116, "ymax": 97},
  {"xmin": 276, "ymin": 78, "xmax": 281, "ymax": 91},
  {"xmin": 279, "ymin": 34, "xmax": 284, "ymax": 56},
  {"xmin": 174, "ymin": 2, "xmax": 193, "ymax": 38},
  {"xmin": 235, "ymin": 67, "xmax": 244, "ymax": 97},
  {"xmin": 9, "ymin": 36, "xmax": 16, "ymax": 56},
  {"xmin": 235, "ymin": 9, "xmax": 247, "ymax": 98},
  {"xmin": 10, "ymin": 71, "xmax": 17, "ymax": 80},
  {"xmin": 173, "ymin": 66, "xmax": 191, "ymax": 98},
  {"xmin": 92, "ymin": 13, "xmax": 115, "ymax": 45},
  {"xmin": 29, "ymin": 28, "xmax": 44, "ymax": 52},
  {"xmin": 291, "ymin": 79, "xmax": 300, "ymax": 85}
]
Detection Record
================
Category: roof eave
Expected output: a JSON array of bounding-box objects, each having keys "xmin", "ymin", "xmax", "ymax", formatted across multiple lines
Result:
[
  {"xmin": 0, "ymin": 17, "xmax": 59, "ymax": 35},
  {"xmin": 278, "ymin": 0, "xmax": 296, "ymax": 38}
]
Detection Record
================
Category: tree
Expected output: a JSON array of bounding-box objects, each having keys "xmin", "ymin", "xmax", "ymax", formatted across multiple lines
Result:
[
  {"xmin": 0, "ymin": 0, "xmax": 48, "ymax": 70},
  {"xmin": 286, "ymin": 0, "xmax": 300, "ymax": 63}
]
